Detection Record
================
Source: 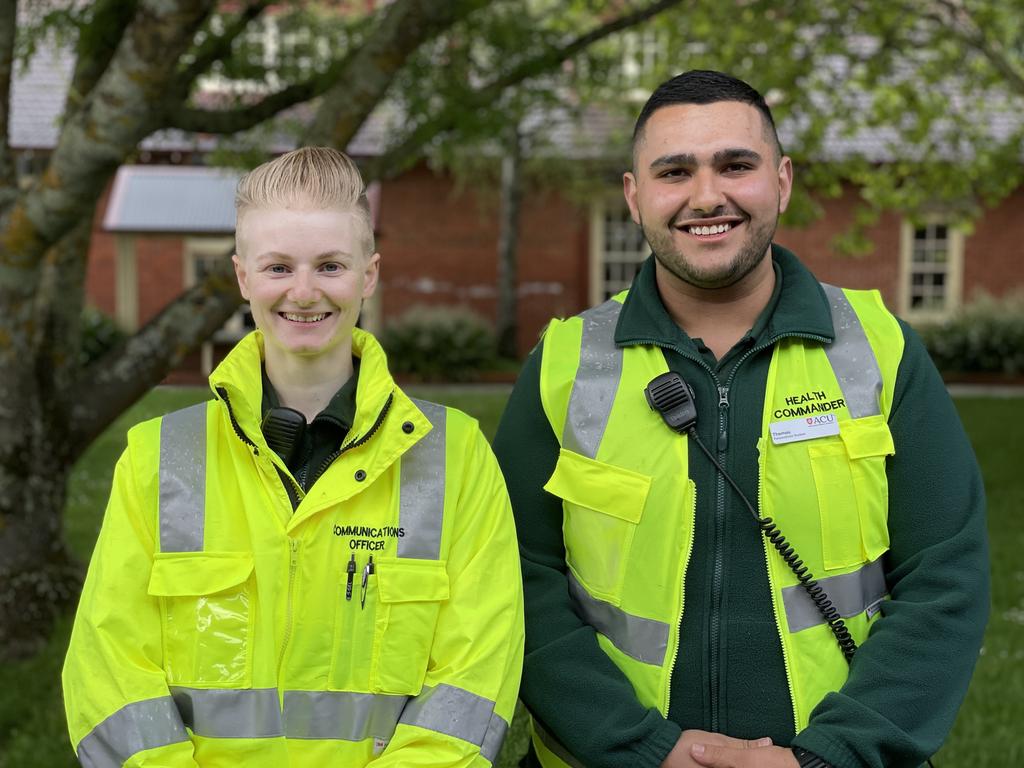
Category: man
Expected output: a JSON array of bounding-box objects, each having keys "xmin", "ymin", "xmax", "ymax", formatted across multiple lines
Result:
[
  {"xmin": 63, "ymin": 147, "xmax": 523, "ymax": 766},
  {"xmin": 493, "ymin": 71, "xmax": 988, "ymax": 768}
]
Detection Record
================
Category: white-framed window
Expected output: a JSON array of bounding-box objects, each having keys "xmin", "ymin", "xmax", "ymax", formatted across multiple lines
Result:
[
  {"xmin": 589, "ymin": 197, "xmax": 649, "ymax": 305},
  {"xmin": 898, "ymin": 220, "xmax": 964, "ymax": 320}
]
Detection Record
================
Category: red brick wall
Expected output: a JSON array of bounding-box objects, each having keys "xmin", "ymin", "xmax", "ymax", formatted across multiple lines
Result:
[
  {"xmin": 962, "ymin": 188, "xmax": 1024, "ymax": 302},
  {"xmin": 375, "ymin": 165, "xmax": 588, "ymax": 355},
  {"xmin": 775, "ymin": 183, "xmax": 903, "ymax": 309},
  {"xmin": 135, "ymin": 236, "xmax": 186, "ymax": 325}
]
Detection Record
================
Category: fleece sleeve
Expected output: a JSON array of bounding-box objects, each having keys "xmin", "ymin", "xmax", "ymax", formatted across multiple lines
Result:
[
  {"xmin": 791, "ymin": 321, "xmax": 990, "ymax": 768},
  {"xmin": 492, "ymin": 346, "xmax": 682, "ymax": 768},
  {"xmin": 375, "ymin": 413, "xmax": 525, "ymax": 767},
  {"xmin": 62, "ymin": 430, "xmax": 201, "ymax": 767}
]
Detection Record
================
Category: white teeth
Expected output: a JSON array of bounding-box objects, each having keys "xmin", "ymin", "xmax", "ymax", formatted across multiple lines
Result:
[
  {"xmin": 282, "ymin": 313, "xmax": 327, "ymax": 323},
  {"xmin": 689, "ymin": 223, "xmax": 732, "ymax": 235}
]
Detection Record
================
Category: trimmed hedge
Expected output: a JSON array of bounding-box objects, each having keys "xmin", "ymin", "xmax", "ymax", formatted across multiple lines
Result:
[
  {"xmin": 381, "ymin": 305, "xmax": 496, "ymax": 382},
  {"xmin": 919, "ymin": 292, "xmax": 1024, "ymax": 376}
]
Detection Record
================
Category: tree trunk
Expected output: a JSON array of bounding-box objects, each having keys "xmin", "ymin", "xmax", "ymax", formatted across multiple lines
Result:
[
  {"xmin": 0, "ymin": 417, "xmax": 82, "ymax": 661},
  {"xmin": 496, "ymin": 127, "xmax": 523, "ymax": 360}
]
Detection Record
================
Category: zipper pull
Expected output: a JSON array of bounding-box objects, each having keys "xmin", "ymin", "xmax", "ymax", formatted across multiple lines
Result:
[
  {"xmin": 718, "ymin": 386, "xmax": 730, "ymax": 452},
  {"xmin": 360, "ymin": 555, "xmax": 375, "ymax": 609},
  {"xmin": 345, "ymin": 553, "xmax": 356, "ymax": 601}
]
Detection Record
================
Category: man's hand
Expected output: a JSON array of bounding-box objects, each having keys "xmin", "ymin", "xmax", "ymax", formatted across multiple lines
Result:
[
  {"xmin": 660, "ymin": 731, "xmax": 773, "ymax": 768},
  {"xmin": 690, "ymin": 742, "xmax": 800, "ymax": 768}
]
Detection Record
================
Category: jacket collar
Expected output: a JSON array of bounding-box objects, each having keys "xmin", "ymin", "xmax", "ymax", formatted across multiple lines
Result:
[
  {"xmin": 615, "ymin": 244, "xmax": 835, "ymax": 351},
  {"xmin": 209, "ymin": 328, "xmax": 397, "ymax": 451}
]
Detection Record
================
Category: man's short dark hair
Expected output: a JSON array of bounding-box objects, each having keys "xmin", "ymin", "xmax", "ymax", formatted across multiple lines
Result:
[{"xmin": 632, "ymin": 70, "xmax": 783, "ymax": 160}]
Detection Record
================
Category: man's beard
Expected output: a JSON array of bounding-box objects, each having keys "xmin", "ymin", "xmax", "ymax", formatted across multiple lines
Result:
[{"xmin": 640, "ymin": 213, "xmax": 778, "ymax": 290}]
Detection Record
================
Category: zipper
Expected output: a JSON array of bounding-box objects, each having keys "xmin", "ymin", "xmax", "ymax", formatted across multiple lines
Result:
[
  {"xmin": 217, "ymin": 385, "xmax": 305, "ymax": 503},
  {"xmin": 278, "ymin": 537, "xmax": 301, "ymax": 673},
  {"xmin": 759, "ymin": 455, "xmax": 800, "ymax": 730},
  {"xmin": 308, "ymin": 391, "xmax": 394, "ymax": 487},
  {"xmin": 662, "ymin": 481, "xmax": 697, "ymax": 716}
]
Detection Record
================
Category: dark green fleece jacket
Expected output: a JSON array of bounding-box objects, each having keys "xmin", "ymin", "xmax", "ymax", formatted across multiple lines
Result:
[{"xmin": 493, "ymin": 246, "xmax": 989, "ymax": 768}]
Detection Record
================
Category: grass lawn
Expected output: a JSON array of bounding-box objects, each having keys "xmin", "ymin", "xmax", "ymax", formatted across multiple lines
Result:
[{"xmin": 1, "ymin": 388, "xmax": 1020, "ymax": 767}]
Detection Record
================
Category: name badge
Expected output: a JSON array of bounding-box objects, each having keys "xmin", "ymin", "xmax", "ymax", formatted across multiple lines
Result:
[{"xmin": 769, "ymin": 414, "xmax": 840, "ymax": 445}]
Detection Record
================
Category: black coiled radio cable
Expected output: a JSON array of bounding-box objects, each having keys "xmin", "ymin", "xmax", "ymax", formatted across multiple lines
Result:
[{"xmin": 686, "ymin": 427, "xmax": 858, "ymax": 663}]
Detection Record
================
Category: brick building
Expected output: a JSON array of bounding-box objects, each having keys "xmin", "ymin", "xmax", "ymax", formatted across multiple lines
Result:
[{"xmin": 11, "ymin": 45, "xmax": 1024, "ymax": 376}]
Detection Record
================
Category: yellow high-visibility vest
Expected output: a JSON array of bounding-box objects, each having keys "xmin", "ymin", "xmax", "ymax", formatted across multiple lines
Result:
[
  {"xmin": 532, "ymin": 284, "xmax": 904, "ymax": 767},
  {"xmin": 63, "ymin": 329, "xmax": 523, "ymax": 767}
]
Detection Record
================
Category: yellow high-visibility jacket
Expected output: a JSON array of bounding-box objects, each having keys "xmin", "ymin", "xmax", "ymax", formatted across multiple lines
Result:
[{"xmin": 63, "ymin": 329, "xmax": 524, "ymax": 767}]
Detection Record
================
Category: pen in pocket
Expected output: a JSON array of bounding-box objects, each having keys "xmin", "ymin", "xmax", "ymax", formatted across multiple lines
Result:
[
  {"xmin": 345, "ymin": 553, "xmax": 356, "ymax": 601},
  {"xmin": 360, "ymin": 556, "xmax": 375, "ymax": 609}
]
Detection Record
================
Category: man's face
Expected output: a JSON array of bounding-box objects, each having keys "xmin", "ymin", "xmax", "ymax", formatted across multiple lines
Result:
[
  {"xmin": 623, "ymin": 101, "xmax": 792, "ymax": 291},
  {"xmin": 233, "ymin": 206, "xmax": 379, "ymax": 366}
]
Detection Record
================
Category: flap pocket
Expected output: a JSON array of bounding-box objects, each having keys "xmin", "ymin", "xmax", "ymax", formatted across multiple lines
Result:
[
  {"xmin": 840, "ymin": 414, "xmax": 894, "ymax": 459},
  {"xmin": 148, "ymin": 551, "xmax": 254, "ymax": 597},
  {"xmin": 376, "ymin": 558, "xmax": 450, "ymax": 604},
  {"xmin": 543, "ymin": 448, "xmax": 651, "ymax": 524}
]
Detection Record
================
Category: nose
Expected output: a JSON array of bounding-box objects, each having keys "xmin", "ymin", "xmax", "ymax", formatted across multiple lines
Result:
[
  {"xmin": 689, "ymin": 168, "xmax": 725, "ymax": 214},
  {"xmin": 289, "ymin": 268, "xmax": 320, "ymax": 305}
]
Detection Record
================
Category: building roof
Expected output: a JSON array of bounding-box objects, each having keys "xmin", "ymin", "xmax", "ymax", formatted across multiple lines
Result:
[
  {"xmin": 103, "ymin": 166, "xmax": 242, "ymax": 233},
  {"xmin": 102, "ymin": 164, "xmax": 382, "ymax": 234}
]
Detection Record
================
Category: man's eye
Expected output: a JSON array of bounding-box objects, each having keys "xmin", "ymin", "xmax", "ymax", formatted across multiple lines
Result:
[
  {"xmin": 660, "ymin": 169, "xmax": 689, "ymax": 178},
  {"xmin": 724, "ymin": 163, "xmax": 752, "ymax": 173}
]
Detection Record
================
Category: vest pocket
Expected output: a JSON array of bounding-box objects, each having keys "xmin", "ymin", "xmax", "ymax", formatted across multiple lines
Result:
[
  {"xmin": 371, "ymin": 557, "xmax": 450, "ymax": 694},
  {"xmin": 147, "ymin": 551, "xmax": 255, "ymax": 686},
  {"xmin": 808, "ymin": 415, "xmax": 894, "ymax": 570},
  {"xmin": 544, "ymin": 448, "xmax": 652, "ymax": 604}
]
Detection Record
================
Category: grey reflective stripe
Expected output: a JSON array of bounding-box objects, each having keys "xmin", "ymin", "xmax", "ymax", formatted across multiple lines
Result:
[
  {"xmin": 171, "ymin": 687, "xmax": 282, "ymax": 738},
  {"xmin": 159, "ymin": 402, "xmax": 208, "ymax": 552},
  {"xmin": 399, "ymin": 683, "xmax": 506, "ymax": 762},
  {"xmin": 567, "ymin": 571, "xmax": 668, "ymax": 666},
  {"xmin": 398, "ymin": 399, "xmax": 447, "ymax": 559},
  {"xmin": 563, "ymin": 299, "xmax": 624, "ymax": 459},
  {"xmin": 77, "ymin": 696, "xmax": 189, "ymax": 768},
  {"xmin": 783, "ymin": 557, "xmax": 888, "ymax": 633},
  {"xmin": 821, "ymin": 283, "xmax": 883, "ymax": 419},
  {"xmin": 533, "ymin": 718, "xmax": 587, "ymax": 768},
  {"xmin": 283, "ymin": 690, "xmax": 407, "ymax": 741}
]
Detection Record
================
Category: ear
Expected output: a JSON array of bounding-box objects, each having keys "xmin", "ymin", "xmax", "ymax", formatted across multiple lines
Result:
[
  {"xmin": 623, "ymin": 171, "xmax": 641, "ymax": 226},
  {"xmin": 361, "ymin": 252, "xmax": 381, "ymax": 299},
  {"xmin": 777, "ymin": 155, "xmax": 794, "ymax": 215},
  {"xmin": 232, "ymin": 253, "xmax": 250, "ymax": 301}
]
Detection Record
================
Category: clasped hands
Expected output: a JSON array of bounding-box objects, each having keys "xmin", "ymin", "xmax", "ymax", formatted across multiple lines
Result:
[{"xmin": 661, "ymin": 729, "xmax": 800, "ymax": 768}]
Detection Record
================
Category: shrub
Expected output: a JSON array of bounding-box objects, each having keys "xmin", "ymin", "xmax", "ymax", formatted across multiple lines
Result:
[
  {"xmin": 79, "ymin": 306, "xmax": 128, "ymax": 367},
  {"xmin": 381, "ymin": 305, "xmax": 496, "ymax": 381},
  {"xmin": 919, "ymin": 291, "xmax": 1024, "ymax": 375}
]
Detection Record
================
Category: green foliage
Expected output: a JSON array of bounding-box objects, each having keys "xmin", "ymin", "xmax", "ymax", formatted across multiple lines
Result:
[
  {"xmin": 78, "ymin": 306, "xmax": 127, "ymax": 368},
  {"xmin": 919, "ymin": 292, "xmax": 1024, "ymax": 375},
  {"xmin": 381, "ymin": 306, "xmax": 497, "ymax": 382}
]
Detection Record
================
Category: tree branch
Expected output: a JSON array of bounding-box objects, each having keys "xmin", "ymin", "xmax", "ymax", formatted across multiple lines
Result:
[
  {"xmin": 302, "ymin": 0, "xmax": 490, "ymax": 148},
  {"xmin": 180, "ymin": 0, "xmax": 271, "ymax": 84},
  {"xmin": 0, "ymin": 0, "xmax": 217, "ymax": 269},
  {"xmin": 933, "ymin": 0, "xmax": 1024, "ymax": 95},
  {"xmin": 69, "ymin": 256, "xmax": 240, "ymax": 458},
  {"xmin": 362, "ymin": 0, "xmax": 687, "ymax": 182},
  {"xmin": 65, "ymin": 0, "xmax": 140, "ymax": 113},
  {"xmin": 0, "ymin": 0, "xmax": 17, "ymax": 195}
]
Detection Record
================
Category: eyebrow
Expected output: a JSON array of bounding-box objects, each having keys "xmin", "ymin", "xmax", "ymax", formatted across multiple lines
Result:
[
  {"xmin": 254, "ymin": 250, "xmax": 352, "ymax": 262},
  {"xmin": 649, "ymin": 148, "xmax": 763, "ymax": 171}
]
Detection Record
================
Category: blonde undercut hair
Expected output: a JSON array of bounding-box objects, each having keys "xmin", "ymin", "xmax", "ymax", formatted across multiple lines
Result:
[{"xmin": 235, "ymin": 146, "xmax": 375, "ymax": 255}]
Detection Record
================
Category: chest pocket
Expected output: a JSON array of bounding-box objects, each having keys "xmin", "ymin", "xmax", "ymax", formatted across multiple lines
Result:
[
  {"xmin": 147, "ymin": 551, "xmax": 255, "ymax": 686},
  {"xmin": 369, "ymin": 558, "xmax": 450, "ymax": 694},
  {"xmin": 544, "ymin": 448, "xmax": 651, "ymax": 604},
  {"xmin": 809, "ymin": 415, "xmax": 894, "ymax": 570}
]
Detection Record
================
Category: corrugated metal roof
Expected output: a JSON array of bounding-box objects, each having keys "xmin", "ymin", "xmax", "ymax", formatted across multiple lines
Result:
[
  {"xmin": 8, "ymin": 46, "xmax": 74, "ymax": 149},
  {"xmin": 103, "ymin": 166, "xmax": 242, "ymax": 233},
  {"xmin": 102, "ymin": 165, "xmax": 382, "ymax": 233}
]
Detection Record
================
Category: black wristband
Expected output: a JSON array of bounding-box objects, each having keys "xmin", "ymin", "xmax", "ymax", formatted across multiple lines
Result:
[{"xmin": 792, "ymin": 747, "xmax": 833, "ymax": 767}]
